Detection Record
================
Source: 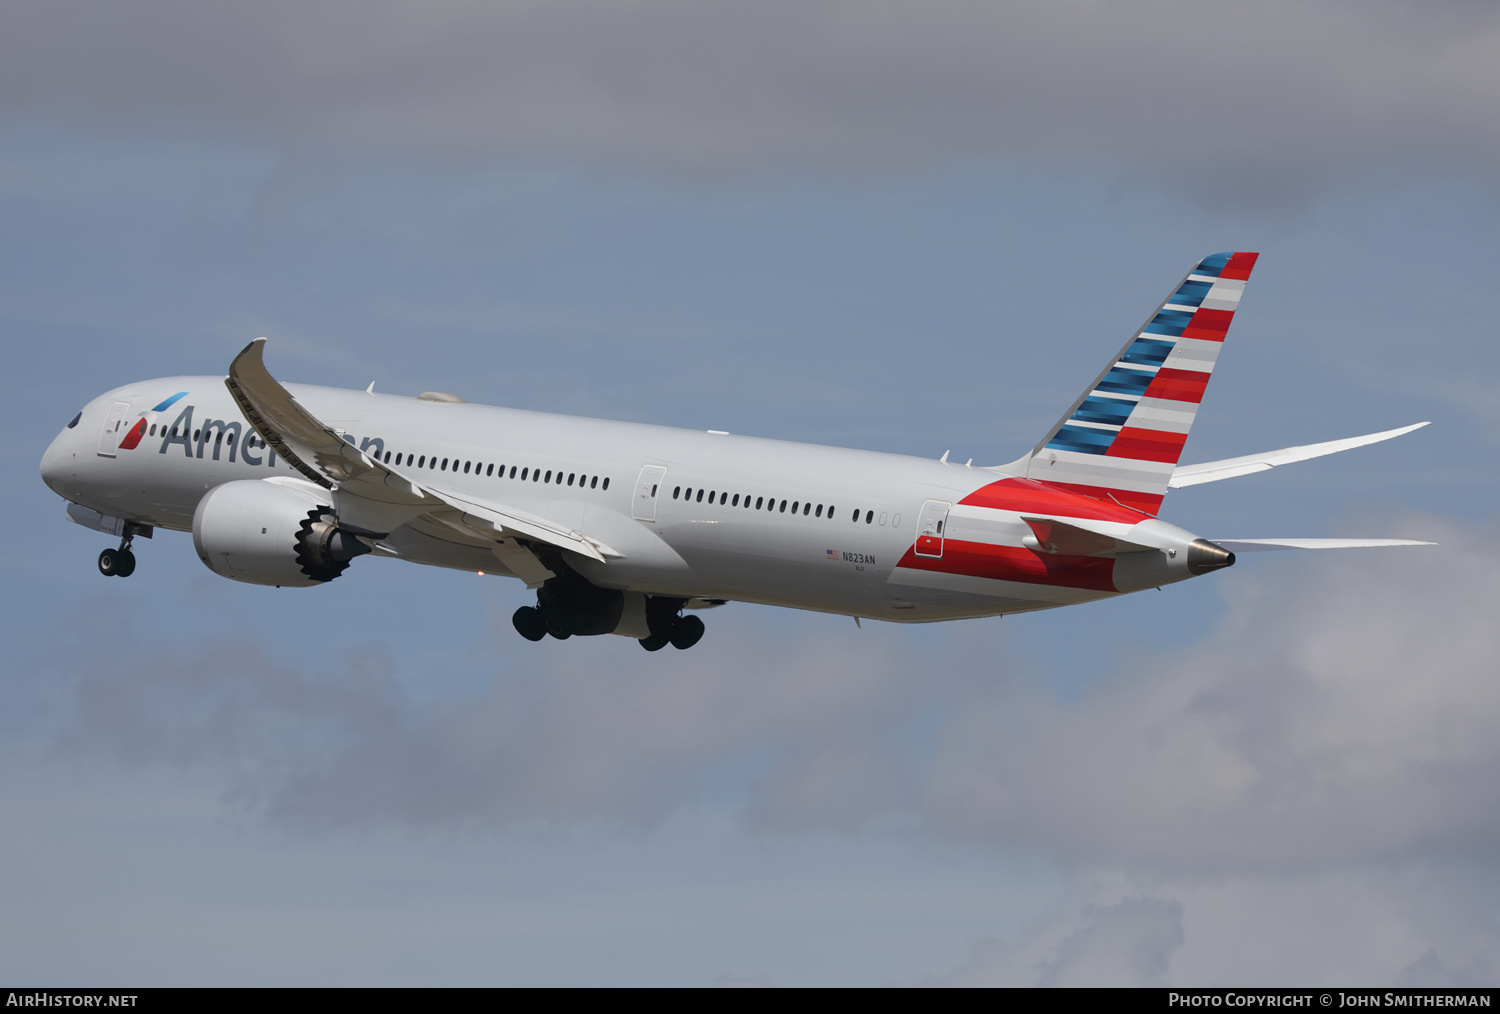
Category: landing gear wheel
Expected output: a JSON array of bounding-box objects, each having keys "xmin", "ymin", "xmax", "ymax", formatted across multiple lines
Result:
[
  {"xmin": 639, "ymin": 633, "xmax": 670, "ymax": 652},
  {"xmin": 512, "ymin": 606, "xmax": 547, "ymax": 642},
  {"xmin": 544, "ymin": 615, "xmax": 572, "ymax": 640},
  {"xmin": 669, "ymin": 614, "xmax": 705, "ymax": 650},
  {"xmin": 98, "ymin": 548, "xmax": 122, "ymax": 577},
  {"xmin": 115, "ymin": 550, "xmax": 136, "ymax": 578}
]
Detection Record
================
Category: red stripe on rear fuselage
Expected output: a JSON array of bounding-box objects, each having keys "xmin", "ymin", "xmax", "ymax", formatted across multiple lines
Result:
[
  {"xmin": 959, "ymin": 477, "xmax": 1147, "ymax": 523},
  {"xmin": 896, "ymin": 541, "xmax": 1117, "ymax": 591},
  {"xmin": 1033, "ymin": 482, "xmax": 1164, "ymax": 516}
]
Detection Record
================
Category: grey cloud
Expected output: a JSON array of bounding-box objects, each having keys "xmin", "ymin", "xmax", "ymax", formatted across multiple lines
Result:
[
  {"xmin": 939, "ymin": 896, "xmax": 1184, "ymax": 987},
  {"xmin": 935, "ymin": 867, "xmax": 1500, "ymax": 986},
  {"xmin": 921, "ymin": 516, "xmax": 1500, "ymax": 870},
  {"xmin": 52, "ymin": 608, "xmax": 946, "ymax": 831},
  {"xmin": 4, "ymin": 2, "xmax": 1500, "ymax": 201},
  {"xmin": 49, "ymin": 516, "xmax": 1500, "ymax": 874}
]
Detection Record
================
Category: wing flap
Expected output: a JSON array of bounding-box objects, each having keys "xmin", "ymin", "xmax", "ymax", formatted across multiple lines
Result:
[{"xmin": 1169, "ymin": 422, "xmax": 1429, "ymax": 489}]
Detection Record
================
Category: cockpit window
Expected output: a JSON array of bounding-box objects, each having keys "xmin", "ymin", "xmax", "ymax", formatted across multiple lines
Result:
[{"xmin": 66, "ymin": 411, "xmax": 81, "ymax": 429}]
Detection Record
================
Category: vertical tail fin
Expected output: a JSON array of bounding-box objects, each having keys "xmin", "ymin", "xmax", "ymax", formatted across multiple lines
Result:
[{"xmin": 1024, "ymin": 251, "xmax": 1259, "ymax": 514}]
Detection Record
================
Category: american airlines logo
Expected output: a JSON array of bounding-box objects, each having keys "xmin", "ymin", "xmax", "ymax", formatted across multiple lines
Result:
[{"xmin": 139, "ymin": 396, "xmax": 384, "ymax": 468}]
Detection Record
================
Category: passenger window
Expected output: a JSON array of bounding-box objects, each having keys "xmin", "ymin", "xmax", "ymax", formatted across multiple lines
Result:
[
  {"xmin": 866, "ymin": 510, "xmax": 874, "ymax": 524},
  {"xmin": 543, "ymin": 470, "xmax": 551, "ymax": 482},
  {"xmin": 567, "ymin": 473, "xmax": 574, "ymax": 485},
  {"xmin": 720, "ymin": 492, "xmax": 727, "ymax": 505},
  {"xmin": 791, "ymin": 501, "xmax": 799, "ymax": 513},
  {"xmin": 384, "ymin": 451, "xmax": 391, "ymax": 463},
  {"xmin": 779, "ymin": 500, "xmax": 787, "ymax": 513},
  {"xmin": 418, "ymin": 455, "xmax": 426, "ymax": 467},
  {"xmin": 756, "ymin": 497, "xmax": 763, "ymax": 509},
  {"xmin": 602, "ymin": 478, "xmax": 610, "ymax": 490},
  {"xmin": 804, "ymin": 503, "xmax": 811, "ymax": 516},
  {"xmin": 732, "ymin": 494, "xmax": 739, "ymax": 506},
  {"xmin": 557, "ymin": 471, "xmax": 564, "ymax": 484},
  {"xmin": 193, "ymin": 429, "xmax": 200, "ymax": 441},
  {"xmin": 815, "ymin": 504, "xmax": 822, "ymax": 517},
  {"xmin": 828, "ymin": 505, "xmax": 834, "ymax": 519},
  {"xmin": 673, "ymin": 486, "xmax": 681, "ymax": 499},
  {"xmin": 464, "ymin": 461, "xmax": 471, "ymax": 473},
  {"xmin": 521, "ymin": 467, "xmax": 528, "ymax": 480},
  {"xmin": 441, "ymin": 458, "xmax": 448, "ymax": 470},
  {"xmin": 852, "ymin": 508, "xmax": 859, "ymax": 522},
  {"xmin": 709, "ymin": 490, "xmax": 716, "ymax": 502},
  {"xmin": 591, "ymin": 476, "xmax": 598, "ymax": 489},
  {"xmin": 487, "ymin": 464, "xmax": 494, "ymax": 476},
  {"xmin": 510, "ymin": 466, "xmax": 517, "ymax": 478},
  {"xmin": 149, "ymin": 424, "xmax": 156, "ymax": 436}
]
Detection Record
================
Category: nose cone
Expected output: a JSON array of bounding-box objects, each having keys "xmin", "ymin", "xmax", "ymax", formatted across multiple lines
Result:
[
  {"xmin": 1186, "ymin": 538, "xmax": 1236, "ymax": 575},
  {"xmin": 39, "ymin": 425, "xmax": 78, "ymax": 498}
]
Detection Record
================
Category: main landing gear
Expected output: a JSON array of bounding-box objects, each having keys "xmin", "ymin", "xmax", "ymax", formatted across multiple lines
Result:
[
  {"xmin": 506, "ymin": 551, "xmax": 709, "ymax": 651},
  {"xmin": 509, "ymin": 589, "xmax": 707, "ymax": 651},
  {"xmin": 638, "ymin": 611, "xmax": 704, "ymax": 652},
  {"xmin": 98, "ymin": 532, "xmax": 137, "ymax": 578}
]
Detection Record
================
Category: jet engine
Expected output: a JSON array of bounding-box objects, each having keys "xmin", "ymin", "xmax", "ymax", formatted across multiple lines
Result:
[{"xmin": 192, "ymin": 479, "xmax": 369, "ymax": 587}]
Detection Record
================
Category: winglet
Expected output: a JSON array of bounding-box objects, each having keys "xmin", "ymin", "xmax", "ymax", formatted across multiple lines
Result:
[{"xmin": 225, "ymin": 338, "xmax": 333, "ymax": 489}]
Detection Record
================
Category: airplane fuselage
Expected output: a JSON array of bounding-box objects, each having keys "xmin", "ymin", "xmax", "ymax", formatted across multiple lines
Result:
[{"xmin": 41, "ymin": 375, "xmax": 1212, "ymax": 626}]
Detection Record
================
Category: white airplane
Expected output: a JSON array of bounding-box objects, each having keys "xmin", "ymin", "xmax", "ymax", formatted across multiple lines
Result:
[{"xmin": 40, "ymin": 252, "xmax": 1430, "ymax": 650}]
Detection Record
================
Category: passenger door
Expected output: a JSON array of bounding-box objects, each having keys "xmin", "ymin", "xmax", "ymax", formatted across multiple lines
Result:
[
  {"xmin": 96, "ymin": 401, "xmax": 130, "ymax": 457},
  {"xmin": 631, "ymin": 464, "xmax": 668, "ymax": 522},
  {"xmin": 914, "ymin": 499, "xmax": 951, "ymax": 558}
]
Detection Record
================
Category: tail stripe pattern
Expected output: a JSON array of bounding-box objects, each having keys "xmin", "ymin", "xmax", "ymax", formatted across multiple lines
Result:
[{"xmin": 1028, "ymin": 251, "xmax": 1258, "ymax": 514}]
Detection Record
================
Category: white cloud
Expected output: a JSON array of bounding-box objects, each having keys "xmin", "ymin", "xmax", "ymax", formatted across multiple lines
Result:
[{"xmin": 4, "ymin": 2, "xmax": 1500, "ymax": 201}]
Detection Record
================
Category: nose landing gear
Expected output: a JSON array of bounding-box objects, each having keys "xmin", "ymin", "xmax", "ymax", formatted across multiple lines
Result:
[
  {"xmin": 97, "ymin": 528, "xmax": 142, "ymax": 577},
  {"xmin": 98, "ymin": 542, "xmax": 136, "ymax": 578}
]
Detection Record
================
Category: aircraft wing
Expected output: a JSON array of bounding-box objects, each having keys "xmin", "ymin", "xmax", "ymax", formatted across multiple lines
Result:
[
  {"xmin": 1168, "ymin": 422, "xmax": 1429, "ymax": 488},
  {"xmin": 1211, "ymin": 538, "xmax": 1435, "ymax": 552},
  {"xmin": 224, "ymin": 338, "xmax": 612, "ymax": 563}
]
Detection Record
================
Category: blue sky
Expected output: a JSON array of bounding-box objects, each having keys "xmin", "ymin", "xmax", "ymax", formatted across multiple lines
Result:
[{"xmin": 3, "ymin": 1, "xmax": 1499, "ymax": 986}]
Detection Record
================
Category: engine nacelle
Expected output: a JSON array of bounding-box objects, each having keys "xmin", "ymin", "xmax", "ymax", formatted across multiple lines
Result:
[{"xmin": 192, "ymin": 479, "xmax": 369, "ymax": 587}]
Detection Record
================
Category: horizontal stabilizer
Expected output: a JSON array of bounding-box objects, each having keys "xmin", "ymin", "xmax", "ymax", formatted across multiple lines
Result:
[
  {"xmin": 1169, "ymin": 422, "xmax": 1428, "ymax": 489},
  {"xmin": 1021, "ymin": 516, "xmax": 1155, "ymax": 557},
  {"xmin": 1210, "ymin": 538, "xmax": 1435, "ymax": 552}
]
